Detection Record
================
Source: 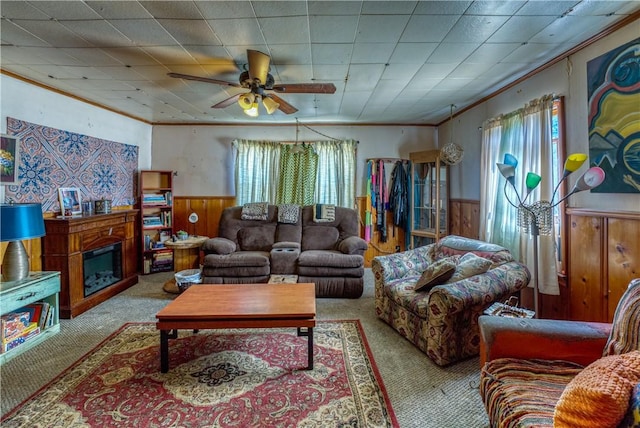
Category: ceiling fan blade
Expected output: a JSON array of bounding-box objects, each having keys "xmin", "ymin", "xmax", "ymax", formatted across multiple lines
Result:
[
  {"xmin": 212, "ymin": 94, "xmax": 241, "ymax": 109},
  {"xmin": 271, "ymin": 83, "xmax": 336, "ymax": 94},
  {"xmin": 167, "ymin": 72, "xmax": 241, "ymax": 88},
  {"xmin": 247, "ymin": 50, "xmax": 270, "ymax": 85},
  {"xmin": 267, "ymin": 93, "xmax": 298, "ymax": 114}
]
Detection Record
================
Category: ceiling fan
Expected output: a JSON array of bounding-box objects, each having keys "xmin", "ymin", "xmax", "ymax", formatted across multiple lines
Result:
[{"xmin": 167, "ymin": 50, "xmax": 336, "ymax": 117}]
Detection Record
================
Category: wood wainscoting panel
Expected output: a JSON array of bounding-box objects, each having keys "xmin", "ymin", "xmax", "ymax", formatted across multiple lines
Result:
[
  {"xmin": 449, "ymin": 199, "xmax": 480, "ymax": 239},
  {"xmin": 606, "ymin": 217, "xmax": 640, "ymax": 318},
  {"xmin": 356, "ymin": 196, "xmax": 406, "ymax": 267},
  {"xmin": 173, "ymin": 197, "xmax": 236, "ymax": 239},
  {"xmin": 567, "ymin": 208, "xmax": 639, "ymax": 322},
  {"xmin": 568, "ymin": 214, "xmax": 605, "ymax": 322}
]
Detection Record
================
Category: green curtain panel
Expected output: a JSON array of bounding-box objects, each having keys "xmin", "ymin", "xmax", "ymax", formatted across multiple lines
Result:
[{"xmin": 276, "ymin": 145, "xmax": 318, "ymax": 205}]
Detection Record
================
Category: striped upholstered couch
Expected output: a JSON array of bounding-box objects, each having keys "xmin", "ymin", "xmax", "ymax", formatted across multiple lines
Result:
[
  {"xmin": 479, "ymin": 278, "xmax": 640, "ymax": 428},
  {"xmin": 372, "ymin": 235, "xmax": 531, "ymax": 366}
]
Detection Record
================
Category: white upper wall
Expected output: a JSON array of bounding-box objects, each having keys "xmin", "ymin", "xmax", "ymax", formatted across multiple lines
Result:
[
  {"xmin": 151, "ymin": 124, "xmax": 436, "ymax": 198},
  {"xmin": 0, "ymin": 74, "xmax": 152, "ymax": 167},
  {"xmin": 438, "ymin": 19, "xmax": 639, "ymax": 212}
]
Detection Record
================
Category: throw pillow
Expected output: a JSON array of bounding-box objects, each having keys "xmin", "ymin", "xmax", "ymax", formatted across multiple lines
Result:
[
  {"xmin": 554, "ymin": 350, "xmax": 640, "ymax": 428},
  {"xmin": 241, "ymin": 202, "xmax": 269, "ymax": 220},
  {"xmin": 618, "ymin": 381, "xmax": 640, "ymax": 428},
  {"xmin": 277, "ymin": 204, "xmax": 299, "ymax": 224},
  {"xmin": 444, "ymin": 252, "xmax": 492, "ymax": 283},
  {"xmin": 313, "ymin": 203, "xmax": 336, "ymax": 222},
  {"xmin": 414, "ymin": 257, "xmax": 457, "ymax": 291}
]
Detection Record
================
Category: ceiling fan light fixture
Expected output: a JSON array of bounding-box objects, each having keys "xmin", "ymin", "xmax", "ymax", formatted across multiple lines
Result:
[
  {"xmin": 262, "ymin": 96, "xmax": 279, "ymax": 115},
  {"xmin": 244, "ymin": 100, "xmax": 259, "ymax": 117},
  {"xmin": 238, "ymin": 93, "xmax": 255, "ymax": 110}
]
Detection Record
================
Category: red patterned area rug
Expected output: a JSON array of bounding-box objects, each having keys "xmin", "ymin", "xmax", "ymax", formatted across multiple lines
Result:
[{"xmin": 2, "ymin": 320, "xmax": 398, "ymax": 427}]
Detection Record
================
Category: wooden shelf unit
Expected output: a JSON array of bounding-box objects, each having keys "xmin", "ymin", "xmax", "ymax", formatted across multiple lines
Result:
[
  {"xmin": 0, "ymin": 272, "xmax": 61, "ymax": 364},
  {"xmin": 139, "ymin": 170, "xmax": 174, "ymax": 274}
]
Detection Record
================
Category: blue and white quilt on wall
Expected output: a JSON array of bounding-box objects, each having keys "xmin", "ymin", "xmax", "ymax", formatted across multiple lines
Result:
[{"xmin": 5, "ymin": 117, "xmax": 138, "ymax": 213}]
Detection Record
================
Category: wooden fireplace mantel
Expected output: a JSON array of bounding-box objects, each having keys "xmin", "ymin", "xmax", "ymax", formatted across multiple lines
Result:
[{"xmin": 43, "ymin": 210, "xmax": 139, "ymax": 318}]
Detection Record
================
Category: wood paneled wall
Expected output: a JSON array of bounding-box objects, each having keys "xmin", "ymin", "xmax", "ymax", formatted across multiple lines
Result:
[
  {"xmin": 566, "ymin": 208, "xmax": 639, "ymax": 322},
  {"xmin": 172, "ymin": 196, "xmax": 236, "ymax": 239},
  {"xmin": 355, "ymin": 196, "xmax": 407, "ymax": 267},
  {"xmin": 449, "ymin": 199, "xmax": 480, "ymax": 239}
]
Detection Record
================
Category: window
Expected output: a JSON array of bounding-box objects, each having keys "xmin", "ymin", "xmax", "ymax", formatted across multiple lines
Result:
[
  {"xmin": 479, "ymin": 95, "xmax": 565, "ymax": 296},
  {"xmin": 232, "ymin": 139, "xmax": 357, "ymax": 207}
]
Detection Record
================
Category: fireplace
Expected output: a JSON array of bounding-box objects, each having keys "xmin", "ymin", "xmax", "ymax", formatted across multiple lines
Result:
[{"xmin": 83, "ymin": 243, "xmax": 123, "ymax": 297}]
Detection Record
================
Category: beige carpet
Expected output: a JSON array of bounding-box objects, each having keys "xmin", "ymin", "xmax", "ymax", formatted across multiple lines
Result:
[{"xmin": 0, "ymin": 270, "xmax": 490, "ymax": 427}]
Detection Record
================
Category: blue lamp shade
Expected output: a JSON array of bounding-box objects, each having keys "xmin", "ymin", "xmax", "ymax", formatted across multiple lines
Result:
[{"xmin": 0, "ymin": 203, "xmax": 46, "ymax": 242}]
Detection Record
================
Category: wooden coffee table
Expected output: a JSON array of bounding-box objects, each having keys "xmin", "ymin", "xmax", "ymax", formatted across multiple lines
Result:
[{"xmin": 155, "ymin": 283, "xmax": 316, "ymax": 373}]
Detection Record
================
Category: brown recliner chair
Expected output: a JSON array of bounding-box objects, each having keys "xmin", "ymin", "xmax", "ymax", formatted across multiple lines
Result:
[{"xmin": 479, "ymin": 278, "xmax": 640, "ymax": 428}]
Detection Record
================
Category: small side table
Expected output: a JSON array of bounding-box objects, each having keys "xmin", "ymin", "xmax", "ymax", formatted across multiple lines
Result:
[{"xmin": 162, "ymin": 236, "xmax": 208, "ymax": 294}]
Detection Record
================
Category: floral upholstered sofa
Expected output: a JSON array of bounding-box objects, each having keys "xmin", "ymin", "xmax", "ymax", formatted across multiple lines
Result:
[{"xmin": 372, "ymin": 235, "xmax": 531, "ymax": 366}]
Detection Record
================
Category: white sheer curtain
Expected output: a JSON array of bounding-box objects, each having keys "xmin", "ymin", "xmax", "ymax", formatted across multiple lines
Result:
[
  {"xmin": 313, "ymin": 140, "xmax": 357, "ymax": 207},
  {"xmin": 479, "ymin": 95, "xmax": 559, "ymax": 295},
  {"xmin": 232, "ymin": 139, "xmax": 280, "ymax": 205},
  {"xmin": 233, "ymin": 139, "xmax": 357, "ymax": 208}
]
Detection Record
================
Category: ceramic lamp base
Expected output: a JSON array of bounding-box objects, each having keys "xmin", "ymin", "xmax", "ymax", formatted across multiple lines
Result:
[{"xmin": 1, "ymin": 240, "xmax": 30, "ymax": 282}]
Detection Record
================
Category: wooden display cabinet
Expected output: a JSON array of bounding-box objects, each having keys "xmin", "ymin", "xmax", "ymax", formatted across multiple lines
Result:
[
  {"xmin": 139, "ymin": 170, "xmax": 174, "ymax": 274},
  {"xmin": 409, "ymin": 150, "xmax": 449, "ymax": 248}
]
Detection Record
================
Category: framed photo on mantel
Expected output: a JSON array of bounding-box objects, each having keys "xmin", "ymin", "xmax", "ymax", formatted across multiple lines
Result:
[{"xmin": 58, "ymin": 187, "xmax": 82, "ymax": 216}]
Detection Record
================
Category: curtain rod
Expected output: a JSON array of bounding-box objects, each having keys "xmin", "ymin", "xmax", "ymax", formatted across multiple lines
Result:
[{"xmin": 366, "ymin": 157, "xmax": 409, "ymax": 163}]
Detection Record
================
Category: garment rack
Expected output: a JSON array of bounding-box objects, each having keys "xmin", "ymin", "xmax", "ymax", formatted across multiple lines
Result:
[{"xmin": 366, "ymin": 158, "xmax": 410, "ymax": 163}]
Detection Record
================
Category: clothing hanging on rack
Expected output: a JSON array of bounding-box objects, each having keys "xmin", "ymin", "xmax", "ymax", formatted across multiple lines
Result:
[
  {"xmin": 389, "ymin": 160, "xmax": 410, "ymax": 247},
  {"xmin": 376, "ymin": 160, "xmax": 388, "ymax": 242}
]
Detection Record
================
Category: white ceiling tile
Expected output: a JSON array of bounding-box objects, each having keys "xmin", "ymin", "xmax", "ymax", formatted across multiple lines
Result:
[
  {"xmin": 464, "ymin": 43, "xmax": 521, "ymax": 63},
  {"xmin": 568, "ymin": 0, "xmax": 633, "ymax": 16},
  {"xmin": 99, "ymin": 47, "xmax": 159, "ymax": 66},
  {"xmin": 260, "ymin": 16, "xmax": 309, "ymax": 44},
  {"xmin": 8, "ymin": 19, "xmax": 92, "ymax": 47},
  {"xmin": 487, "ymin": 15, "xmax": 556, "ymax": 43},
  {"xmin": 122, "ymin": 65, "xmax": 176, "ymax": 81},
  {"xmin": 312, "ymin": 64, "xmax": 349, "ymax": 80},
  {"xmin": 515, "ymin": 1, "xmax": 579, "ymax": 16},
  {"xmin": 311, "ymin": 43, "xmax": 353, "ymax": 64},
  {"xmin": 60, "ymin": 20, "xmax": 135, "ymax": 47},
  {"xmin": 109, "ymin": 19, "xmax": 177, "ymax": 46},
  {"xmin": 361, "ymin": 1, "xmax": 417, "ymax": 15},
  {"xmin": 414, "ymin": 1, "xmax": 472, "ymax": 15},
  {"xmin": 184, "ymin": 45, "xmax": 235, "ymax": 65},
  {"xmin": 443, "ymin": 15, "xmax": 510, "ymax": 43},
  {"xmin": 193, "ymin": 1, "xmax": 256, "ymax": 19},
  {"xmin": 86, "ymin": 1, "xmax": 153, "ymax": 19},
  {"xmin": 142, "ymin": 46, "xmax": 199, "ymax": 65},
  {"xmin": 25, "ymin": 47, "xmax": 84, "ymax": 66},
  {"xmin": 416, "ymin": 62, "xmax": 458, "ymax": 79},
  {"xmin": 0, "ymin": 46, "xmax": 52, "ymax": 65},
  {"xmin": 380, "ymin": 63, "xmax": 422, "ymax": 84},
  {"xmin": 268, "ymin": 44, "xmax": 312, "ymax": 65},
  {"xmin": 139, "ymin": 1, "xmax": 204, "ymax": 19},
  {"xmin": 400, "ymin": 15, "xmax": 459, "ymax": 42},
  {"xmin": 500, "ymin": 42, "xmax": 564, "ymax": 63},
  {"xmin": 1, "ymin": 2, "xmax": 51, "ymax": 19},
  {"xmin": 208, "ymin": 18, "xmax": 265, "ymax": 46},
  {"xmin": 308, "ymin": 1, "xmax": 362, "ymax": 15},
  {"xmin": 530, "ymin": 16, "xmax": 612, "ymax": 44},
  {"xmin": 389, "ymin": 43, "xmax": 438, "ymax": 63},
  {"xmin": 61, "ymin": 48, "xmax": 124, "ymax": 67},
  {"xmin": 28, "ymin": 1, "xmax": 102, "ymax": 20},
  {"xmin": 426, "ymin": 43, "xmax": 480, "ymax": 63},
  {"xmin": 351, "ymin": 43, "xmax": 395, "ymax": 64},
  {"xmin": 274, "ymin": 64, "xmax": 313, "ymax": 83},
  {"xmin": 449, "ymin": 62, "xmax": 495, "ymax": 79},
  {"xmin": 157, "ymin": 19, "xmax": 221, "ymax": 46},
  {"xmin": 345, "ymin": 64, "xmax": 385, "ymax": 91},
  {"xmin": 356, "ymin": 15, "xmax": 410, "ymax": 43},
  {"xmin": 252, "ymin": 1, "xmax": 308, "ymax": 17},
  {"xmin": 465, "ymin": 1, "xmax": 527, "ymax": 16},
  {"xmin": 310, "ymin": 15, "xmax": 359, "ymax": 43},
  {"xmin": 0, "ymin": 19, "xmax": 50, "ymax": 47},
  {"xmin": 433, "ymin": 77, "xmax": 474, "ymax": 90}
]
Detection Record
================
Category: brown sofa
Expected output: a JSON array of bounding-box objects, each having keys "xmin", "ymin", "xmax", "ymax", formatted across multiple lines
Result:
[{"xmin": 201, "ymin": 204, "xmax": 367, "ymax": 298}]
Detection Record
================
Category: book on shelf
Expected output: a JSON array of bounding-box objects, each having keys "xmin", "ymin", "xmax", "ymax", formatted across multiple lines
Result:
[
  {"xmin": 1, "ymin": 311, "xmax": 30, "ymax": 343},
  {"xmin": 2, "ymin": 323, "xmax": 41, "ymax": 353},
  {"xmin": 142, "ymin": 194, "xmax": 167, "ymax": 205}
]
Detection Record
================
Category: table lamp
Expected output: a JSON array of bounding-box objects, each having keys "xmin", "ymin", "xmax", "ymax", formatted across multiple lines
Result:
[{"xmin": 1, "ymin": 203, "xmax": 46, "ymax": 281}]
